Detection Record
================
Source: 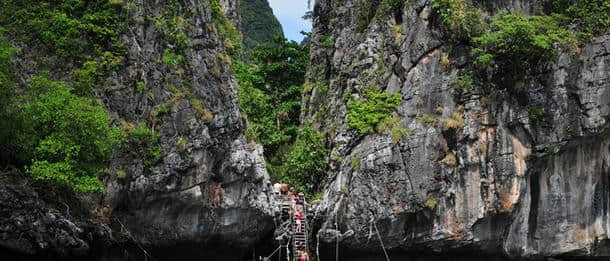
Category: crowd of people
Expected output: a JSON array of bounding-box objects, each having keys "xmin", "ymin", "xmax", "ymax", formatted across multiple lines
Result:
[{"xmin": 272, "ymin": 183, "xmax": 309, "ymax": 261}]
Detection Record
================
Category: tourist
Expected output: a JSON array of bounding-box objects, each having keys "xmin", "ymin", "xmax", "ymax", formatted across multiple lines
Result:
[
  {"xmin": 295, "ymin": 208, "xmax": 302, "ymax": 232},
  {"xmin": 280, "ymin": 183, "xmax": 289, "ymax": 196},
  {"xmin": 299, "ymin": 250, "xmax": 309, "ymax": 261},
  {"xmin": 298, "ymin": 192, "xmax": 305, "ymax": 205}
]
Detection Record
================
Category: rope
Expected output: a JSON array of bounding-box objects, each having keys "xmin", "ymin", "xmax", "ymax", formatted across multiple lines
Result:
[
  {"xmin": 372, "ymin": 218, "xmax": 390, "ymax": 261},
  {"xmin": 262, "ymin": 246, "xmax": 282, "ymax": 260}
]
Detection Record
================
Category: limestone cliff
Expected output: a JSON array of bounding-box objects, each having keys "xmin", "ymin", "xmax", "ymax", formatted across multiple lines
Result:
[
  {"xmin": 0, "ymin": 0, "xmax": 274, "ymax": 260},
  {"xmin": 306, "ymin": 0, "xmax": 609, "ymax": 259}
]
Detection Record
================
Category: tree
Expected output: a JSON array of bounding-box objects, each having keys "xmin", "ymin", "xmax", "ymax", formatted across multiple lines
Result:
[{"xmin": 18, "ymin": 77, "xmax": 124, "ymax": 192}]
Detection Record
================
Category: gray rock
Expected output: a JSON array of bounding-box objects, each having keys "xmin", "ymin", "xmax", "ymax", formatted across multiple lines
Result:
[{"xmin": 307, "ymin": 0, "xmax": 610, "ymax": 259}]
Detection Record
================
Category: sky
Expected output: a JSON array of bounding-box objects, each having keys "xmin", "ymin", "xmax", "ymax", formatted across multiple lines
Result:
[{"xmin": 268, "ymin": 0, "xmax": 312, "ymax": 43}]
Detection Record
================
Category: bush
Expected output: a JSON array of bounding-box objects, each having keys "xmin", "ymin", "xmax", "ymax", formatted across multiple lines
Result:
[
  {"xmin": 347, "ymin": 89, "xmax": 402, "ymax": 134},
  {"xmin": 416, "ymin": 113, "xmax": 439, "ymax": 126},
  {"xmin": 430, "ymin": 0, "xmax": 483, "ymax": 41},
  {"xmin": 18, "ymin": 78, "xmax": 125, "ymax": 192},
  {"xmin": 282, "ymin": 127, "xmax": 328, "ymax": 194},
  {"xmin": 162, "ymin": 49, "xmax": 184, "ymax": 68},
  {"xmin": 0, "ymin": 0, "xmax": 126, "ymax": 59},
  {"xmin": 452, "ymin": 73, "xmax": 474, "ymax": 91},
  {"xmin": 551, "ymin": 0, "xmax": 610, "ymax": 38},
  {"xmin": 528, "ymin": 106, "xmax": 546, "ymax": 121},
  {"xmin": 125, "ymin": 124, "xmax": 161, "ymax": 170},
  {"xmin": 471, "ymin": 13, "xmax": 576, "ymax": 76}
]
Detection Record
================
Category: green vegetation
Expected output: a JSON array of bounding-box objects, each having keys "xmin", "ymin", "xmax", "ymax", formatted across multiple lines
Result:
[
  {"xmin": 124, "ymin": 124, "xmax": 161, "ymax": 170},
  {"xmin": 320, "ymin": 36, "xmax": 334, "ymax": 48},
  {"xmin": 452, "ymin": 73, "xmax": 474, "ymax": 91},
  {"xmin": 441, "ymin": 111, "xmax": 465, "ymax": 130},
  {"xmin": 377, "ymin": 115, "xmax": 414, "ymax": 143},
  {"xmin": 152, "ymin": 0, "xmax": 193, "ymax": 48},
  {"xmin": 528, "ymin": 106, "xmax": 546, "ymax": 121},
  {"xmin": 282, "ymin": 127, "xmax": 329, "ymax": 193},
  {"xmin": 73, "ymin": 61, "xmax": 101, "ymax": 96},
  {"xmin": 416, "ymin": 113, "xmax": 439, "ymax": 126},
  {"xmin": 239, "ymin": 0, "xmax": 284, "ymax": 51},
  {"xmin": 346, "ymin": 89, "xmax": 402, "ymax": 134},
  {"xmin": 471, "ymin": 14, "xmax": 576, "ymax": 79},
  {"xmin": 0, "ymin": 1, "xmax": 132, "ymax": 193},
  {"xmin": 0, "ymin": 0, "xmax": 126, "ymax": 59},
  {"xmin": 162, "ymin": 49, "xmax": 184, "ymax": 68},
  {"xmin": 430, "ymin": 0, "xmax": 483, "ymax": 41},
  {"xmin": 424, "ymin": 197, "xmax": 439, "ymax": 209},
  {"xmin": 235, "ymin": 37, "xmax": 324, "ymax": 194},
  {"xmin": 380, "ymin": 0, "xmax": 409, "ymax": 13},
  {"xmin": 18, "ymin": 77, "xmax": 125, "ymax": 192},
  {"xmin": 117, "ymin": 169, "xmax": 127, "ymax": 179},
  {"xmin": 210, "ymin": 0, "xmax": 242, "ymax": 56},
  {"xmin": 550, "ymin": 0, "xmax": 610, "ymax": 38}
]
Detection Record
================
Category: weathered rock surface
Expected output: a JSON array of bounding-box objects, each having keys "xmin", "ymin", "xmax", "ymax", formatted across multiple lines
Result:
[
  {"xmin": 306, "ymin": 0, "xmax": 610, "ymax": 259},
  {"xmin": 0, "ymin": 183, "xmax": 89, "ymax": 259},
  {"xmin": 1, "ymin": 0, "xmax": 275, "ymax": 260}
]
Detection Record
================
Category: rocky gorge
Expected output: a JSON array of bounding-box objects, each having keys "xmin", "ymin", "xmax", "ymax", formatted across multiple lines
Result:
[{"xmin": 0, "ymin": 0, "xmax": 609, "ymax": 260}]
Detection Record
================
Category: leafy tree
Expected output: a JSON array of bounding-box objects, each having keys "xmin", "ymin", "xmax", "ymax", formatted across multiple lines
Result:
[
  {"xmin": 17, "ymin": 77, "xmax": 125, "ymax": 192},
  {"xmin": 282, "ymin": 127, "xmax": 328, "ymax": 193},
  {"xmin": 236, "ymin": 37, "xmax": 309, "ymax": 158},
  {"xmin": 235, "ymin": 37, "xmax": 324, "ymax": 194}
]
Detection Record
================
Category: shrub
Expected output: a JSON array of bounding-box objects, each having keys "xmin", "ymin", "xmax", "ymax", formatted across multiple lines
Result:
[
  {"xmin": 430, "ymin": 0, "xmax": 483, "ymax": 41},
  {"xmin": 282, "ymin": 127, "xmax": 328, "ymax": 194},
  {"xmin": 416, "ymin": 113, "xmax": 439, "ymax": 125},
  {"xmin": 551, "ymin": 0, "xmax": 610, "ymax": 38},
  {"xmin": 125, "ymin": 124, "xmax": 161, "ymax": 170},
  {"xmin": 380, "ymin": 0, "xmax": 409, "ymax": 14},
  {"xmin": 424, "ymin": 197, "xmax": 439, "ymax": 209},
  {"xmin": 471, "ymin": 13, "xmax": 576, "ymax": 77},
  {"xmin": 528, "ymin": 106, "xmax": 546, "ymax": 121},
  {"xmin": 18, "ymin": 78, "xmax": 124, "ymax": 192},
  {"xmin": 162, "ymin": 49, "xmax": 184, "ymax": 68},
  {"xmin": 0, "ymin": 0, "xmax": 126, "ymax": 59},
  {"xmin": 190, "ymin": 98, "xmax": 214, "ymax": 122},
  {"xmin": 377, "ymin": 115, "xmax": 414, "ymax": 143},
  {"xmin": 152, "ymin": 0, "xmax": 193, "ymax": 48},
  {"xmin": 73, "ymin": 61, "xmax": 100, "ymax": 96},
  {"xmin": 452, "ymin": 73, "xmax": 474, "ymax": 91},
  {"xmin": 441, "ymin": 112, "xmax": 465, "ymax": 130},
  {"xmin": 320, "ymin": 36, "xmax": 334, "ymax": 48},
  {"xmin": 351, "ymin": 155, "xmax": 362, "ymax": 170},
  {"xmin": 347, "ymin": 89, "xmax": 402, "ymax": 134}
]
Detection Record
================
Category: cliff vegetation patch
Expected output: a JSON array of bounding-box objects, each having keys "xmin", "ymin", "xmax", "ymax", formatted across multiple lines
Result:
[{"xmin": 346, "ymin": 89, "xmax": 402, "ymax": 135}]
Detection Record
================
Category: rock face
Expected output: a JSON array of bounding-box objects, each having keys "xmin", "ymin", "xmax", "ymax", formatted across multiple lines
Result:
[
  {"xmin": 1, "ymin": 0, "xmax": 275, "ymax": 260},
  {"xmin": 239, "ymin": 0, "xmax": 284, "ymax": 50},
  {"xmin": 0, "ymin": 183, "xmax": 89, "ymax": 259},
  {"xmin": 306, "ymin": 0, "xmax": 610, "ymax": 259}
]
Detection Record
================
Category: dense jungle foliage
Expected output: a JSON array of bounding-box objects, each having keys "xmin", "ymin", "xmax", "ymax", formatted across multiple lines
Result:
[{"xmin": 234, "ymin": 36, "xmax": 327, "ymax": 195}]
